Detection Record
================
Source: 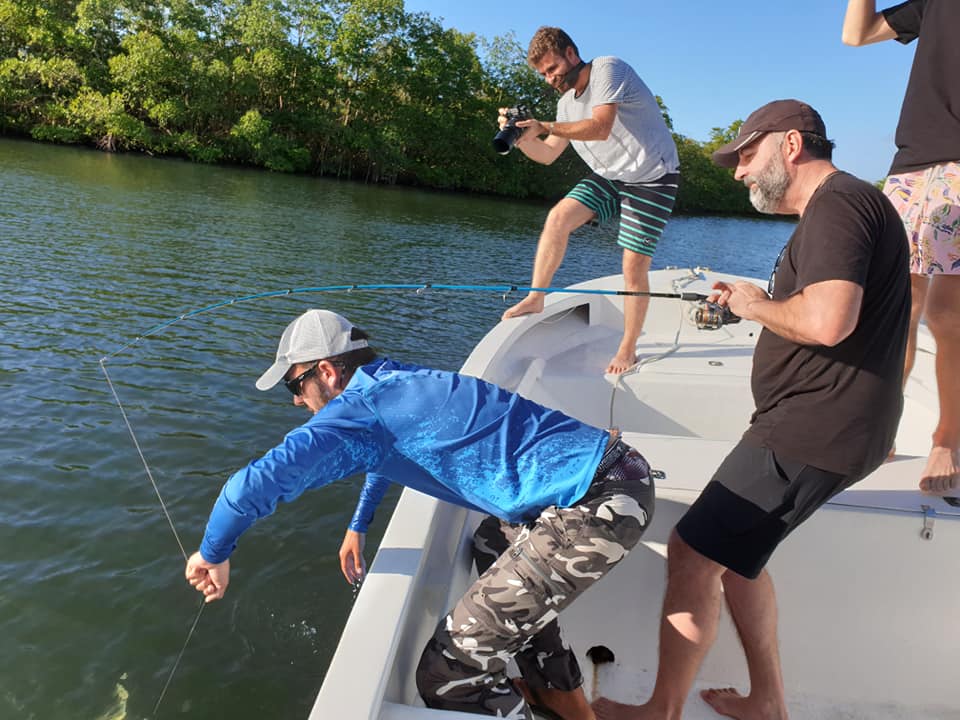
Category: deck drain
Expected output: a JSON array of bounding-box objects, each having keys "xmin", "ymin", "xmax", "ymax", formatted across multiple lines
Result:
[
  {"xmin": 586, "ymin": 645, "xmax": 616, "ymax": 702},
  {"xmin": 586, "ymin": 645, "xmax": 615, "ymax": 665}
]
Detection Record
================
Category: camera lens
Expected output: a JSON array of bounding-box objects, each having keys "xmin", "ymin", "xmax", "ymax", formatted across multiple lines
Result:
[{"xmin": 492, "ymin": 123, "xmax": 522, "ymax": 155}]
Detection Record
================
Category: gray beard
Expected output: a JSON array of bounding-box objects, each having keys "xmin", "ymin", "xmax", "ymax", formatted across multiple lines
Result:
[{"xmin": 748, "ymin": 152, "xmax": 790, "ymax": 214}]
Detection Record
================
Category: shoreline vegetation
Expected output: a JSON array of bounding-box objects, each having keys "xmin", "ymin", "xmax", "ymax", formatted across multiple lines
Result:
[{"xmin": 1, "ymin": 0, "xmax": 756, "ymax": 215}]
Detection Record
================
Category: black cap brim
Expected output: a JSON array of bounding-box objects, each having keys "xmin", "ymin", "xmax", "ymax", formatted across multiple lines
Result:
[{"xmin": 711, "ymin": 130, "xmax": 765, "ymax": 168}]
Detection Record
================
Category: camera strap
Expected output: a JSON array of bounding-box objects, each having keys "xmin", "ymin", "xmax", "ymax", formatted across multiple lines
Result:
[{"xmin": 560, "ymin": 60, "xmax": 585, "ymax": 92}]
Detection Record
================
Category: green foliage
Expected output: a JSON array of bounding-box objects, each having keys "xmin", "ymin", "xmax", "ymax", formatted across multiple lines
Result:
[
  {"xmin": 672, "ymin": 133, "xmax": 753, "ymax": 215},
  {"xmin": 173, "ymin": 130, "xmax": 223, "ymax": 163},
  {"xmin": 0, "ymin": 55, "xmax": 82, "ymax": 132},
  {"xmin": 65, "ymin": 87, "xmax": 148, "ymax": 150},
  {"xmin": 0, "ymin": 0, "xmax": 758, "ymax": 214}
]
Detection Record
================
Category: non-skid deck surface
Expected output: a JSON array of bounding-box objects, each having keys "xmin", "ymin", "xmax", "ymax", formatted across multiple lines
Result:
[{"xmin": 584, "ymin": 668, "xmax": 957, "ymax": 720}]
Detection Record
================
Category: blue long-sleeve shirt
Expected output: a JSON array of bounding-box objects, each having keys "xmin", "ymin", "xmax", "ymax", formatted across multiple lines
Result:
[{"xmin": 200, "ymin": 358, "xmax": 608, "ymax": 563}]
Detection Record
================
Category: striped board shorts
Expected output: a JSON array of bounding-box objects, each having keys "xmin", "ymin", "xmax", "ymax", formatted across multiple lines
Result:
[{"xmin": 566, "ymin": 172, "xmax": 680, "ymax": 257}]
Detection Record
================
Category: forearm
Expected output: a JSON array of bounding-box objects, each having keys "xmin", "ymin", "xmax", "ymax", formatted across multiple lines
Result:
[
  {"xmin": 349, "ymin": 474, "xmax": 391, "ymax": 533},
  {"xmin": 741, "ymin": 297, "xmax": 823, "ymax": 344},
  {"xmin": 842, "ymin": 0, "xmax": 895, "ymax": 45},
  {"xmin": 515, "ymin": 114, "xmax": 605, "ymax": 164},
  {"xmin": 516, "ymin": 134, "xmax": 566, "ymax": 164},
  {"xmin": 200, "ymin": 488, "xmax": 257, "ymax": 563},
  {"xmin": 198, "ymin": 446, "xmax": 306, "ymax": 562},
  {"xmin": 199, "ymin": 427, "xmax": 375, "ymax": 561},
  {"xmin": 549, "ymin": 116, "xmax": 609, "ymax": 141},
  {"xmin": 743, "ymin": 293, "xmax": 857, "ymax": 346}
]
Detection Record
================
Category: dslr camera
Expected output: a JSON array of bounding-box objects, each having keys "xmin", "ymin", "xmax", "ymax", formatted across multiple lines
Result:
[{"xmin": 492, "ymin": 104, "xmax": 531, "ymax": 155}]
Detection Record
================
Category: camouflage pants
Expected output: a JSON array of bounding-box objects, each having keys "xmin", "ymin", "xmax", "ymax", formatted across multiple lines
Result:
[
  {"xmin": 469, "ymin": 514, "xmax": 584, "ymax": 693},
  {"xmin": 416, "ymin": 442, "xmax": 654, "ymax": 718}
]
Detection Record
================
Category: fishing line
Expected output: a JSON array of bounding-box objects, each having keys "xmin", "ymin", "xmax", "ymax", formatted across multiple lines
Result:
[
  {"xmin": 101, "ymin": 360, "xmax": 188, "ymax": 561},
  {"xmin": 102, "ymin": 357, "xmax": 205, "ymax": 718},
  {"xmin": 99, "ymin": 279, "xmax": 712, "ymax": 717},
  {"xmin": 152, "ymin": 602, "xmax": 205, "ymax": 718}
]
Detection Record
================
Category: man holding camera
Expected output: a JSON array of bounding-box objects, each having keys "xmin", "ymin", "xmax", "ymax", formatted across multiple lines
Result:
[{"xmin": 500, "ymin": 26, "xmax": 680, "ymax": 375}]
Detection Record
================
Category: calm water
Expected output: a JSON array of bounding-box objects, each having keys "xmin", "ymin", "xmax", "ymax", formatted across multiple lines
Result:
[{"xmin": 0, "ymin": 137, "xmax": 793, "ymax": 719}]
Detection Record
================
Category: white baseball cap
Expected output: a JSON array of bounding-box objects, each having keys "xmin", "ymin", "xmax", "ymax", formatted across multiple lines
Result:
[{"xmin": 256, "ymin": 309, "xmax": 369, "ymax": 391}]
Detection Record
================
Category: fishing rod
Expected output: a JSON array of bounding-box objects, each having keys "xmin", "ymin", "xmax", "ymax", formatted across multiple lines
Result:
[{"xmin": 100, "ymin": 281, "xmax": 736, "ymax": 363}]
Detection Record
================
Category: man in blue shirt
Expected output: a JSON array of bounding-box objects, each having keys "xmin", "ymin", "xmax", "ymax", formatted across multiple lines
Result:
[{"xmin": 185, "ymin": 308, "xmax": 655, "ymax": 719}]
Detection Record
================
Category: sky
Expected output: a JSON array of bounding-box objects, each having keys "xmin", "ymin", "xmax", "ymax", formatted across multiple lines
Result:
[{"xmin": 403, "ymin": 0, "xmax": 916, "ymax": 183}]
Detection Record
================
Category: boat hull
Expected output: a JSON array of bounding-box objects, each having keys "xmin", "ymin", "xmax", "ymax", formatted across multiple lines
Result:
[{"xmin": 312, "ymin": 269, "xmax": 958, "ymax": 719}]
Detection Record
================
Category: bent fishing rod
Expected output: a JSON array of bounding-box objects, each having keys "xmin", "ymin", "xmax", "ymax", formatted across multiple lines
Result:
[{"xmin": 100, "ymin": 281, "xmax": 737, "ymax": 363}]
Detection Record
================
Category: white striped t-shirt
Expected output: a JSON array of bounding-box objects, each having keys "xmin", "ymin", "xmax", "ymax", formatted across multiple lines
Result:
[{"xmin": 558, "ymin": 56, "xmax": 679, "ymax": 183}]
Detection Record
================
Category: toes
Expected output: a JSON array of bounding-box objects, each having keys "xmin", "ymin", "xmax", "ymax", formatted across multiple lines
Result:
[
  {"xmin": 590, "ymin": 697, "xmax": 627, "ymax": 720},
  {"xmin": 700, "ymin": 687, "xmax": 745, "ymax": 710},
  {"xmin": 920, "ymin": 474, "xmax": 960, "ymax": 495},
  {"xmin": 605, "ymin": 359, "xmax": 636, "ymax": 375}
]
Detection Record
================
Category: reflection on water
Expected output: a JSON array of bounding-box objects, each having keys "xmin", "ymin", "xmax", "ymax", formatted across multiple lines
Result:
[{"xmin": 0, "ymin": 137, "xmax": 793, "ymax": 719}]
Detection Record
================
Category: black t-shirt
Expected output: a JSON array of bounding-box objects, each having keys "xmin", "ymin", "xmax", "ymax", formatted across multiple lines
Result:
[
  {"xmin": 746, "ymin": 172, "xmax": 910, "ymax": 477},
  {"xmin": 884, "ymin": 0, "xmax": 960, "ymax": 174}
]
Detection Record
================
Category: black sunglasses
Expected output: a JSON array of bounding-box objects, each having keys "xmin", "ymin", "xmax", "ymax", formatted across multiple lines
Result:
[
  {"xmin": 284, "ymin": 363, "xmax": 320, "ymax": 397},
  {"xmin": 768, "ymin": 244, "xmax": 787, "ymax": 297},
  {"xmin": 284, "ymin": 360, "xmax": 347, "ymax": 396}
]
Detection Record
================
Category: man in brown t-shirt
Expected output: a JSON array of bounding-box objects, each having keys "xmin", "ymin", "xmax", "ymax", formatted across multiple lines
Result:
[{"xmin": 594, "ymin": 100, "xmax": 910, "ymax": 720}]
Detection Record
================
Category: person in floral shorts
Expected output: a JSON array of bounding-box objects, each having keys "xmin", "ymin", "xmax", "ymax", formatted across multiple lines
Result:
[{"xmin": 844, "ymin": 0, "xmax": 960, "ymax": 495}]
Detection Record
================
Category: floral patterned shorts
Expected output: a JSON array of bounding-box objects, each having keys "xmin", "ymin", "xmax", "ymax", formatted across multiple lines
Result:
[{"xmin": 884, "ymin": 162, "xmax": 960, "ymax": 276}]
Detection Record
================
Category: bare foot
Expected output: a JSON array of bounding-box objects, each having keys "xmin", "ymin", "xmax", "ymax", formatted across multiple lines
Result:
[
  {"xmin": 700, "ymin": 688, "xmax": 788, "ymax": 720},
  {"xmin": 885, "ymin": 445, "xmax": 896, "ymax": 462},
  {"xmin": 503, "ymin": 294, "xmax": 545, "ymax": 320},
  {"xmin": 918, "ymin": 446, "xmax": 960, "ymax": 496},
  {"xmin": 514, "ymin": 678, "xmax": 596, "ymax": 720},
  {"xmin": 605, "ymin": 349, "xmax": 637, "ymax": 375},
  {"xmin": 592, "ymin": 697, "xmax": 659, "ymax": 720}
]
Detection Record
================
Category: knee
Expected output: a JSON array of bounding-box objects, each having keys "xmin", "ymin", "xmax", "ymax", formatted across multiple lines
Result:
[
  {"xmin": 622, "ymin": 250, "xmax": 652, "ymax": 272},
  {"xmin": 544, "ymin": 203, "xmax": 585, "ymax": 236},
  {"xmin": 924, "ymin": 302, "xmax": 960, "ymax": 338},
  {"xmin": 666, "ymin": 529, "xmax": 722, "ymax": 580},
  {"xmin": 415, "ymin": 633, "xmax": 449, "ymax": 708},
  {"xmin": 621, "ymin": 251, "xmax": 652, "ymax": 285}
]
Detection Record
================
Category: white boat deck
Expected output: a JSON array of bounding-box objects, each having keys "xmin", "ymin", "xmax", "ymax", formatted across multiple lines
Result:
[{"xmin": 312, "ymin": 269, "xmax": 959, "ymax": 720}]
